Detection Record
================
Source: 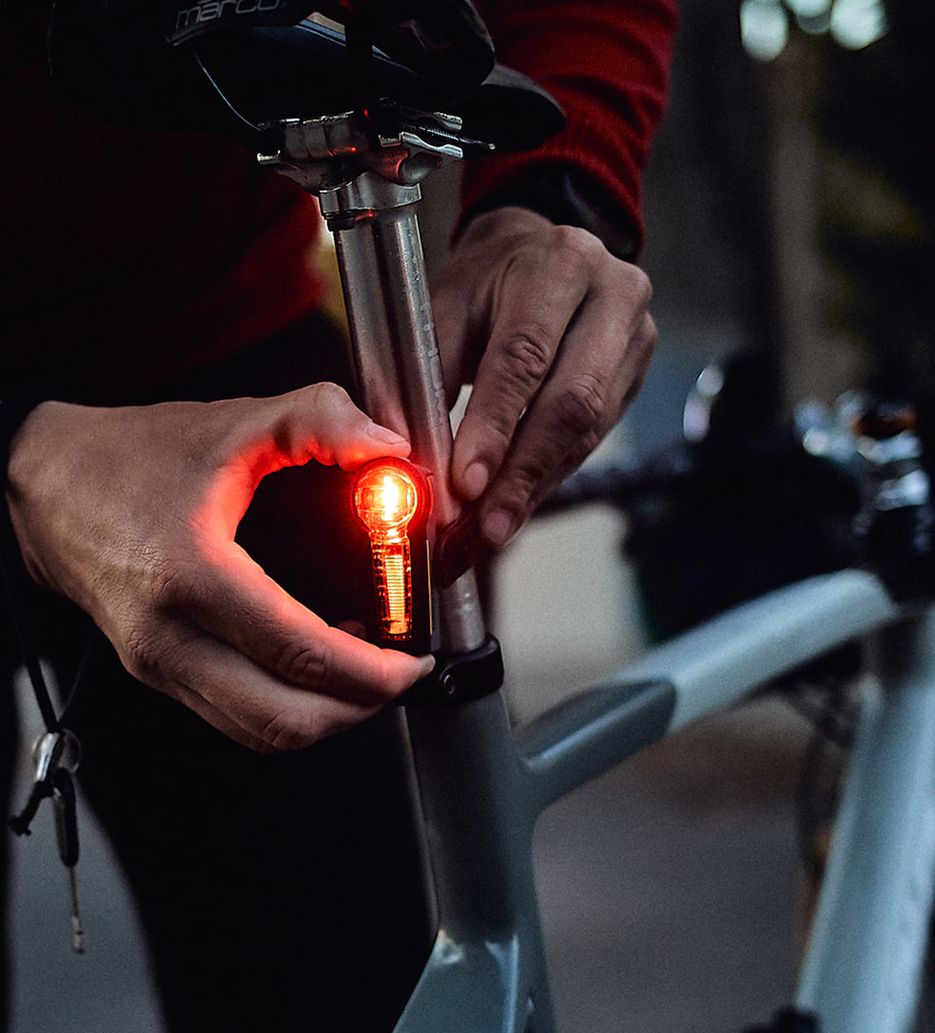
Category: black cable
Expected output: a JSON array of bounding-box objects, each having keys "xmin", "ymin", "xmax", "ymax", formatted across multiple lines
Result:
[{"xmin": 192, "ymin": 51, "xmax": 265, "ymax": 134}]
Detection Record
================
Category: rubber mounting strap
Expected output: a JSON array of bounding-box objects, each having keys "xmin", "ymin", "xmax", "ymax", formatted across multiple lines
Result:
[{"xmin": 403, "ymin": 635, "xmax": 504, "ymax": 705}]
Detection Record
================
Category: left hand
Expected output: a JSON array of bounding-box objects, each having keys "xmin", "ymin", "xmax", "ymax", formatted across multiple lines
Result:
[{"xmin": 432, "ymin": 206, "xmax": 657, "ymax": 550}]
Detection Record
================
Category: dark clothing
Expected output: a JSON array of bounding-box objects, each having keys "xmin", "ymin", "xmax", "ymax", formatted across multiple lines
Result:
[
  {"xmin": 466, "ymin": 0, "xmax": 676, "ymax": 250},
  {"xmin": 1, "ymin": 314, "xmax": 435, "ymax": 1031},
  {"xmin": 0, "ymin": 1, "xmax": 677, "ymax": 1028},
  {"xmin": 0, "ymin": 0, "xmax": 675, "ymax": 404},
  {"xmin": 0, "ymin": 683, "xmax": 12, "ymax": 1033},
  {"xmin": 70, "ymin": 659, "xmax": 432, "ymax": 1032}
]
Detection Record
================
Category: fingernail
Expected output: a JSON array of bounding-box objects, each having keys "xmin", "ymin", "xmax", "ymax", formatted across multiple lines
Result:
[
  {"xmin": 462, "ymin": 460, "xmax": 489, "ymax": 499},
  {"xmin": 484, "ymin": 509, "xmax": 517, "ymax": 548},
  {"xmin": 417, "ymin": 654, "xmax": 436, "ymax": 676},
  {"xmin": 367, "ymin": 421, "xmax": 408, "ymax": 445}
]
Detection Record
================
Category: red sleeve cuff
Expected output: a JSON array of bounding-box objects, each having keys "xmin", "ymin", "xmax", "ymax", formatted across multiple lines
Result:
[{"xmin": 463, "ymin": 0, "xmax": 676, "ymax": 253}]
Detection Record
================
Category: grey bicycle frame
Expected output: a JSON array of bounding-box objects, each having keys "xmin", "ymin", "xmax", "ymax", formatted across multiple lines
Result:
[
  {"xmin": 306, "ymin": 146, "xmax": 935, "ymax": 1033},
  {"xmin": 395, "ymin": 575, "xmax": 935, "ymax": 1033}
]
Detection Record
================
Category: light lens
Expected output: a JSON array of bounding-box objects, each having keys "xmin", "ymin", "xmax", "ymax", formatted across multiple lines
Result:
[
  {"xmin": 354, "ymin": 468, "xmax": 419, "ymax": 536},
  {"xmin": 353, "ymin": 461, "xmax": 423, "ymax": 640}
]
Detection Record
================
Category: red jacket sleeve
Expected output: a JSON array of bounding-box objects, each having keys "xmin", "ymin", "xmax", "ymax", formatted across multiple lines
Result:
[{"xmin": 464, "ymin": 0, "xmax": 676, "ymax": 252}]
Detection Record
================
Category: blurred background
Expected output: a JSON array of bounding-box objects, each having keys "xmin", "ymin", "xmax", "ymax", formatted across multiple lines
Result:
[{"xmin": 9, "ymin": 0, "xmax": 935, "ymax": 1030}]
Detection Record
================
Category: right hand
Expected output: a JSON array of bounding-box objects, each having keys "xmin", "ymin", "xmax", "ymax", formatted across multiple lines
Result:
[{"xmin": 4, "ymin": 384, "xmax": 434, "ymax": 752}]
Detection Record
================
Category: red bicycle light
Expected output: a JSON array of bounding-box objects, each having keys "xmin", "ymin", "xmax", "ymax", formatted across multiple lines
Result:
[{"xmin": 353, "ymin": 459, "xmax": 425, "ymax": 640}]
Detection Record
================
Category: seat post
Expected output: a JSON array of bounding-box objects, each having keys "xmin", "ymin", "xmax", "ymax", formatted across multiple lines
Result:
[
  {"xmin": 321, "ymin": 173, "xmax": 488, "ymax": 655},
  {"xmin": 259, "ymin": 110, "xmax": 490, "ymax": 658}
]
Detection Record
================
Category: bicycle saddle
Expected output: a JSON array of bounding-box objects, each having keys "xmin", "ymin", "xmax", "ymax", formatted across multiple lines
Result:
[{"xmin": 49, "ymin": 0, "xmax": 565, "ymax": 152}]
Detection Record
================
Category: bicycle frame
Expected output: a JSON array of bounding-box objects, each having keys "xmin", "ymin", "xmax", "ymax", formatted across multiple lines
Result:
[
  {"xmin": 267, "ymin": 116, "xmax": 935, "ymax": 1033},
  {"xmin": 396, "ymin": 573, "xmax": 935, "ymax": 1033}
]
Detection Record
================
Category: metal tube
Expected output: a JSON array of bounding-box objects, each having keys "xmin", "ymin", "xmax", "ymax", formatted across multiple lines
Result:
[
  {"xmin": 322, "ymin": 176, "xmax": 486, "ymax": 654},
  {"xmin": 512, "ymin": 571, "xmax": 897, "ymax": 814},
  {"xmin": 796, "ymin": 612, "xmax": 935, "ymax": 1033},
  {"xmin": 400, "ymin": 694, "xmax": 556, "ymax": 1033},
  {"xmin": 517, "ymin": 678, "xmax": 676, "ymax": 814},
  {"xmin": 618, "ymin": 570, "xmax": 897, "ymax": 732}
]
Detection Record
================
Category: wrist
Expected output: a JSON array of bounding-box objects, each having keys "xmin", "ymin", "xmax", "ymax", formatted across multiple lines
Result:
[
  {"xmin": 4, "ymin": 401, "xmax": 73, "ymax": 504},
  {"xmin": 1, "ymin": 399, "xmax": 49, "ymax": 603},
  {"xmin": 455, "ymin": 205, "xmax": 551, "ymax": 247},
  {"xmin": 459, "ymin": 165, "xmax": 640, "ymax": 261},
  {"xmin": 3, "ymin": 401, "xmax": 79, "ymax": 590},
  {"xmin": 1, "ymin": 399, "xmax": 49, "ymax": 487}
]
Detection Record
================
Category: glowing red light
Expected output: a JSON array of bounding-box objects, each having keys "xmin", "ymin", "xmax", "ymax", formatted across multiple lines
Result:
[{"xmin": 353, "ymin": 461, "xmax": 422, "ymax": 639}]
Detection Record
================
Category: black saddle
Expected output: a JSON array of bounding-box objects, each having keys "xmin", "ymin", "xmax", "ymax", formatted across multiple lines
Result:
[{"xmin": 49, "ymin": 0, "xmax": 565, "ymax": 153}]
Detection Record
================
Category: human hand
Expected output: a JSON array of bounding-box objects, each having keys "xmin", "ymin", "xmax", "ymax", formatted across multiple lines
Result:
[
  {"xmin": 433, "ymin": 206, "xmax": 656, "ymax": 550},
  {"xmin": 5, "ymin": 385, "xmax": 433, "ymax": 751}
]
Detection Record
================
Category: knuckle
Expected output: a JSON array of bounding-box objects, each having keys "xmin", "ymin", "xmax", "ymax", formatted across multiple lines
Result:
[
  {"xmin": 624, "ymin": 265, "xmax": 654, "ymax": 309},
  {"xmin": 258, "ymin": 710, "xmax": 320, "ymax": 752},
  {"xmin": 503, "ymin": 460, "xmax": 543, "ymax": 507},
  {"xmin": 556, "ymin": 374, "xmax": 609, "ymax": 445},
  {"xmin": 276, "ymin": 641, "xmax": 329, "ymax": 688},
  {"xmin": 551, "ymin": 224, "xmax": 605, "ymax": 266},
  {"xmin": 307, "ymin": 381, "xmax": 351, "ymax": 411},
  {"xmin": 500, "ymin": 327, "xmax": 553, "ymax": 390},
  {"xmin": 121, "ymin": 622, "xmax": 168, "ymax": 684}
]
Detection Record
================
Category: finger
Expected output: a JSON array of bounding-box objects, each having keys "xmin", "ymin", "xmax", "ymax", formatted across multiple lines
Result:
[
  {"xmin": 478, "ymin": 303, "xmax": 656, "ymax": 548},
  {"xmin": 159, "ymin": 540, "xmax": 433, "ymax": 705},
  {"xmin": 168, "ymin": 679, "xmax": 283, "ymax": 753},
  {"xmin": 450, "ymin": 231, "xmax": 599, "ymax": 501},
  {"xmin": 132, "ymin": 619, "xmax": 383, "ymax": 752},
  {"xmin": 266, "ymin": 382, "xmax": 412, "ymax": 472},
  {"xmin": 205, "ymin": 382, "xmax": 412, "ymax": 536}
]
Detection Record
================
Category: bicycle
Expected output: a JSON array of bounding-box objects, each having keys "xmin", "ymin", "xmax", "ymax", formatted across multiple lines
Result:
[
  {"xmin": 250, "ymin": 22, "xmax": 935, "ymax": 1033},
  {"xmin": 21, "ymin": 7, "xmax": 935, "ymax": 1033}
]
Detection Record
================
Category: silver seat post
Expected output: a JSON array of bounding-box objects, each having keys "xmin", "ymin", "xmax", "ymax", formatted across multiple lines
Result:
[
  {"xmin": 259, "ymin": 110, "xmax": 489, "ymax": 658},
  {"xmin": 320, "ymin": 173, "xmax": 487, "ymax": 655}
]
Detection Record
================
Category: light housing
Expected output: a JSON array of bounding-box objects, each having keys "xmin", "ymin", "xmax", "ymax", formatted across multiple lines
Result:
[{"xmin": 352, "ymin": 458, "xmax": 430, "ymax": 642}]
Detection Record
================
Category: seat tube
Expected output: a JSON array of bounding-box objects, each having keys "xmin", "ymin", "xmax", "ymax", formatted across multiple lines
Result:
[{"xmin": 320, "ymin": 171, "xmax": 486, "ymax": 654}]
